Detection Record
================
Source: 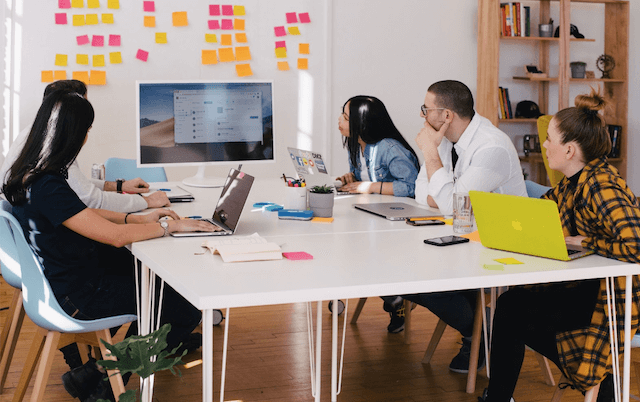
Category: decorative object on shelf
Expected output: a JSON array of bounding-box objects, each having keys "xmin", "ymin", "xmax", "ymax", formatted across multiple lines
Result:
[
  {"xmin": 308, "ymin": 185, "xmax": 335, "ymax": 218},
  {"xmin": 525, "ymin": 65, "xmax": 547, "ymax": 79},
  {"xmin": 523, "ymin": 134, "xmax": 541, "ymax": 157},
  {"xmin": 515, "ymin": 101, "xmax": 542, "ymax": 119},
  {"xmin": 570, "ymin": 61, "xmax": 587, "ymax": 79},
  {"xmin": 585, "ymin": 71, "xmax": 595, "ymax": 79},
  {"xmin": 596, "ymin": 54, "xmax": 615, "ymax": 79},
  {"xmin": 538, "ymin": 18, "xmax": 553, "ymax": 37},
  {"xmin": 553, "ymin": 24, "xmax": 585, "ymax": 39},
  {"xmin": 607, "ymin": 125, "xmax": 622, "ymax": 158}
]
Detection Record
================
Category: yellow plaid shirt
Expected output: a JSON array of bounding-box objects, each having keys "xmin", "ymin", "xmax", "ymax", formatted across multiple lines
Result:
[{"xmin": 542, "ymin": 158, "xmax": 640, "ymax": 392}]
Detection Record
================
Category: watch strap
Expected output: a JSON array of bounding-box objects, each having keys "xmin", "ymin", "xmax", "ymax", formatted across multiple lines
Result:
[{"xmin": 116, "ymin": 179, "xmax": 124, "ymax": 193}]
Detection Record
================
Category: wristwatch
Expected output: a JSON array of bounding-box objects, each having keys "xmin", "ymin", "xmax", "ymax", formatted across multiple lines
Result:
[
  {"xmin": 160, "ymin": 221, "xmax": 169, "ymax": 237},
  {"xmin": 116, "ymin": 179, "xmax": 124, "ymax": 193}
]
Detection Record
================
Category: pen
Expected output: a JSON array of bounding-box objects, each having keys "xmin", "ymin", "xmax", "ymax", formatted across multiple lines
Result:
[
  {"xmin": 184, "ymin": 215, "xmax": 202, "ymax": 219},
  {"xmin": 159, "ymin": 188, "xmax": 171, "ymax": 191},
  {"xmin": 282, "ymin": 174, "xmax": 287, "ymax": 185}
]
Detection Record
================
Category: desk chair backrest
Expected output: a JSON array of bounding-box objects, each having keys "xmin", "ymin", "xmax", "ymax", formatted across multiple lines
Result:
[
  {"xmin": 537, "ymin": 115, "xmax": 565, "ymax": 187},
  {"xmin": 104, "ymin": 157, "xmax": 167, "ymax": 182},
  {"xmin": 0, "ymin": 200, "xmax": 22, "ymax": 289},
  {"xmin": 0, "ymin": 207, "xmax": 136, "ymax": 333},
  {"xmin": 525, "ymin": 180, "xmax": 551, "ymax": 199}
]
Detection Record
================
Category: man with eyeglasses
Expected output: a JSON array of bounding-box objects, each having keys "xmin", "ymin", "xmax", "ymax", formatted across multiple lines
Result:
[{"xmin": 406, "ymin": 80, "xmax": 526, "ymax": 375}]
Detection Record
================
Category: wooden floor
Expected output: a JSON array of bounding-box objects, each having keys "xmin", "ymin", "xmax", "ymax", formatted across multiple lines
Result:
[{"xmin": 0, "ymin": 280, "xmax": 633, "ymax": 402}]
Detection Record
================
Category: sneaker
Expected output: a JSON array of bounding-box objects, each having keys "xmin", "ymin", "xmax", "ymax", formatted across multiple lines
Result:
[
  {"xmin": 478, "ymin": 387, "xmax": 515, "ymax": 402},
  {"xmin": 382, "ymin": 296, "xmax": 403, "ymax": 313},
  {"xmin": 82, "ymin": 373, "xmax": 115, "ymax": 402},
  {"xmin": 449, "ymin": 336, "xmax": 485, "ymax": 374},
  {"xmin": 169, "ymin": 332, "xmax": 203, "ymax": 356},
  {"xmin": 387, "ymin": 304, "xmax": 405, "ymax": 333},
  {"xmin": 61, "ymin": 358, "xmax": 103, "ymax": 400}
]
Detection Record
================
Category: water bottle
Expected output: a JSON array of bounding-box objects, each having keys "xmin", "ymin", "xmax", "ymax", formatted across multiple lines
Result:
[{"xmin": 91, "ymin": 164, "xmax": 104, "ymax": 180}]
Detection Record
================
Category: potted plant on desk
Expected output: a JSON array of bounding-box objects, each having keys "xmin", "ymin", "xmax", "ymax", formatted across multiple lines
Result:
[{"xmin": 308, "ymin": 185, "xmax": 335, "ymax": 218}]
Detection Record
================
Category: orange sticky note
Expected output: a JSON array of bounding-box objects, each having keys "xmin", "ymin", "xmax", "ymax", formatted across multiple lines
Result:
[
  {"xmin": 220, "ymin": 34, "xmax": 232, "ymax": 46},
  {"xmin": 87, "ymin": 0, "xmax": 99, "ymax": 8},
  {"xmin": 235, "ymin": 33, "xmax": 247, "ymax": 43},
  {"xmin": 109, "ymin": 52, "xmax": 122, "ymax": 64},
  {"xmin": 89, "ymin": 70, "xmax": 106, "ymax": 85},
  {"xmin": 92, "ymin": 54, "xmax": 105, "ymax": 67},
  {"xmin": 236, "ymin": 63, "xmax": 252, "ymax": 77},
  {"xmin": 297, "ymin": 58, "xmax": 308, "ymax": 70},
  {"xmin": 235, "ymin": 46, "xmax": 251, "ymax": 62},
  {"xmin": 107, "ymin": 0, "xmax": 119, "ymax": 9},
  {"xmin": 299, "ymin": 43, "xmax": 309, "ymax": 54},
  {"xmin": 155, "ymin": 32, "xmax": 167, "ymax": 44},
  {"xmin": 233, "ymin": 5, "xmax": 245, "ymax": 16},
  {"xmin": 55, "ymin": 54, "xmax": 68, "ymax": 67},
  {"xmin": 102, "ymin": 13, "xmax": 114, "ymax": 24},
  {"xmin": 205, "ymin": 34, "xmax": 217, "ymax": 43},
  {"xmin": 72, "ymin": 14, "xmax": 85, "ymax": 26},
  {"xmin": 201, "ymin": 50, "xmax": 218, "ymax": 65},
  {"xmin": 144, "ymin": 16, "xmax": 155, "ymax": 27},
  {"xmin": 277, "ymin": 61, "xmax": 289, "ymax": 71},
  {"xmin": 72, "ymin": 71, "xmax": 90, "ymax": 84},
  {"xmin": 172, "ymin": 11, "xmax": 188, "ymax": 27},
  {"xmin": 54, "ymin": 70, "xmax": 67, "ymax": 80},
  {"xmin": 41, "ymin": 71, "xmax": 54, "ymax": 83},
  {"xmin": 218, "ymin": 47, "xmax": 235, "ymax": 62},
  {"xmin": 288, "ymin": 26, "xmax": 300, "ymax": 35},
  {"xmin": 86, "ymin": 14, "xmax": 99, "ymax": 25},
  {"xmin": 275, "ymin": 47, "xmax": 287, "ymax": 59},
  {"xmin": 234, "ymin": 19, "xmax": 245, "ymax": 30},
  {"xmin": 71, "ymin": 0, "xmax": 83, "ymax": 7},
  {"xmin": 76, "ymin": 54, "xmax": 89, "ymax": 65}
]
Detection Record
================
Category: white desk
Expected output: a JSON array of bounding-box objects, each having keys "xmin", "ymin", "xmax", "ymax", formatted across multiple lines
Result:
[{"xmin": 132, "ymin": 180, "xmax": 640, "ymax": 402}]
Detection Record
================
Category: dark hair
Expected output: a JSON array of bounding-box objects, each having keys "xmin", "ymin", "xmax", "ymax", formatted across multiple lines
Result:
[
  {"xmin": 3, "ymin": 91, "xmax": 94, "ymax": 205},
  {"xmin": 341, "ymin": 96, "xmax": 419, "ymax": 169},
  {"xmin": 554, "ymin": 88, "xmax": 610, "ymax": 163},
  {"xmin": 43, "ymin": 79, "xmax": 87, "ymax": 99},
  {"xmin": 427, "ymin": 80, "xmax": 475, "ymax": 120}
]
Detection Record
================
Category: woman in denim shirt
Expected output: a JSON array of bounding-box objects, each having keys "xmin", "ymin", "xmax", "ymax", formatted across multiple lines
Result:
[{"xmin": 336, "ymin": 96, "xmax": 419, "ymax": 197}]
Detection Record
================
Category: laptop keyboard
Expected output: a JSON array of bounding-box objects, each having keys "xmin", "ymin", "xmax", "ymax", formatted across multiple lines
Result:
[{"xmin": 567, "ymin": 249, "xmax": 581, "ymax": 255}]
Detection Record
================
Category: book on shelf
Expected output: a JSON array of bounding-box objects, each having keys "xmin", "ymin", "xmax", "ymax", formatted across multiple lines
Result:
[
  {"xmin": 498, "ymin": 87, "xmax": 513, "ymax": 119},
  {"xmin": 500, "ymin": 3, "xmax": 530, "ymax": 37},
  {"xmin": 498, "ymin": 87, "xmax": 506, "ymax": 119},
  {"xmin": 504, "ymin": 88, "xmax": 513, "ymax": 119},
  {"xmin": 607, "ymin": 124, "xmax": 622, "ymax": 158}
]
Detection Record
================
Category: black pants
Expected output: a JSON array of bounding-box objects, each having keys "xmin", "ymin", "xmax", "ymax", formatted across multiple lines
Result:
[
  {"xmin": 403, "ymin": 290, "xmax": 478, "ymax": 337},
  {"xmin": 485, "ymin": 280, "xmax": 600, "ymax": 402}
]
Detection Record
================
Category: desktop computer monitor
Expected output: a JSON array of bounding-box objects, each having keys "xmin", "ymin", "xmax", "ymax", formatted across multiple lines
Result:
[{"xmin": 136, "ymin": 80, "xmax": 274, "ymax": 187}]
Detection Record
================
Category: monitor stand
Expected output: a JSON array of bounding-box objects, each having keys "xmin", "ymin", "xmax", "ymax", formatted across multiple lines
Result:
[{"xmin": 182, "ymin": 166, "xmax": 225, "ymax": 188}]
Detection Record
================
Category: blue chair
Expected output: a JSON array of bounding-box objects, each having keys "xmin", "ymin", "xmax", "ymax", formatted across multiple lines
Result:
[
  {"xmin": 104, "ymin": 157, "xmax": 167, "ymax": 182},
  {"xmin": 525, "ymin": 179, "xmax": 551, "ymax": 199},
  {"xmin": 0, "ymin": 206, "xmax": 137, "ymax": 402}
]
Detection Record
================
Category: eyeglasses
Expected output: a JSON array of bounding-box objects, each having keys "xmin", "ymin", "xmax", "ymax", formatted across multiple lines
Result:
[{"xmin": 421, "ymin": 105, "xmax": 446, "ymax": 116}]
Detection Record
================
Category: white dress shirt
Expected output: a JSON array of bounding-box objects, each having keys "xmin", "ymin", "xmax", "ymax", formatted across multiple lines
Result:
[{"xmin": 415, "ymin": 113, "xmax": 527, "ymax": 215}]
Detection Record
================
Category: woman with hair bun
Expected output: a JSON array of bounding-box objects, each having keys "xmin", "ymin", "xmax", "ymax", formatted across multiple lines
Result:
[{"xmin": 478, "ymin": 88, "xmax": 640, "ymax": 402}]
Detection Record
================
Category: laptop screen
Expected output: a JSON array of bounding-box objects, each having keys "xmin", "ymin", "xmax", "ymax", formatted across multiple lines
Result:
[{"xmin": 212, "ymin": 169, "xmax": 254, "ymax": 231}]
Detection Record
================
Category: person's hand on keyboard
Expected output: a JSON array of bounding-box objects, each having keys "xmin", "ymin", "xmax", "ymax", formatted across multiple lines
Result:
[{"xmin": 171, "ymin": 219, "xmax": 222, "ymax": 234}]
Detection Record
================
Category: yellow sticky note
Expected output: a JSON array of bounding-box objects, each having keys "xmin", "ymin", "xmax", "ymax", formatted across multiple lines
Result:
[
  {"xmin": 89, "ymin": 70, "xmax": 106, "ymax": 85},
  {"xmin": 218, "ymin": 47, "xmax": 235, "ymax": 62},
  {"xmin": 156, "ymin": 32, "xmax": 168, "ymax": 44},
  {"xmin": 235, "ymin": 33, "xmax": 247, "ymax": 43},
  {"xmin": 109, "ymin": 52, "xmax": 122, "ymax": 64},
  {"xmin": 235, "ymin": 46, "xmax": 251, "ymax": 62},
  {"xmin": 275, "ymin": 47, "xmax": 287, "ymax": 59},
  {"xmin": 201, "ymin": 50, "xmax": 218, "ymax": 65},
  {"xmin": 494, "ymin": 258, "xmax": 524, "ymax": 265},
  {"xmin": 72, "ymin": 14, "xmax": 85, "ymax": 26},
  {"xmin": 144, "ymin": 16, "xmax": 155, "ymax": 28},
  {"xmin": 107, "ymin": 0, "xmax": 119, "ymax": 9},
  {"xmin": 87, "ymin": 0, "xmax": 99, "ymax": 8},
  {"xmin": 297, "ymin": 58, "xmax": 308, "ymax": 70},
  {"xmin": 443, "ymin": 218, "xmax": 453, "ymax": 225},
  {"xmin": 92, "ymin": 54, "xmax": 105, "ymax": 67},
  {"xmin": 311, "ymin": 217, "xmax": 334, "ymax": 223},
  {"xmin": 172, "ymin": 11, "xmax": 188, "ymax": 27},
  {"xmin": 460, "ymin": 230, "xmax": 482, "ymax": 243},
  {"xmin": 235, "ymin": 63, "xmax": 252, "ymax": 77},
  {"xmin": 277, "ymin": 61, "xmax": 289, "ymax": 71},
  {"xmin": 234, "ymin": 19, "xmax": 245, "ymax": 30},
  {"xmin": 299, "ymin": 43, "xmax": 310, "ymax": 54},
  {"xmin": 55, "ymin": 54, "xmax": 68, "ymax": 67},
  {"xmin": 71, "ymin": 0, "xmax": 83, "ymax": 8},
  {"xmin": 288, "ymin": 26, "xmax": 301, "ymax": 35},
  {"xmin": 233, "ymin": 5, "xmax": 245, "ymax": 16},
  {"xmin": 41, "ymin": 71, "xmax": 54, "ymax": 83},
  {"xmin": 205, "ymin": 34, "xmax": 217, "ymax": 43},
  {"xmin": 76, "ymin": 54, "xmax": 89, "ymax": 65},
  {"xmin": 220, "ymin": 34, "xmax": 232, "ymax": 46},
  {"xmin": 102, "ymin": 13, "xmax": 114, "ymax": 24},
  {"xmin": 86, "ymin": 14, "xmax": 99, "ymax": 25},
  {"xmin": 54, "ymin": 70, "xmax": 67, "ymax": 80},
  {"xmin": 72, "ymin": 71, "xmax": 90, "ymax": 84}
]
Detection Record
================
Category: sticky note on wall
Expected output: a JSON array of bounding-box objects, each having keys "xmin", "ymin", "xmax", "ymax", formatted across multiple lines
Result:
[
  {"xmin": 55, "ymin": 54, "xmax": 68, "ymax": 66},
  {"xmin": 275, "ymin": 47, "xmax": 286, "ymax": 58},
  {"xmin": 108, "ymin": 34, "xmax": 120, "ymax": 46},
  {"xmin": 155, "ymin": 32, "xmax": 167, "ymax": 44},
  {"xmin": 277, "ymin": 61, "xmax": 289, "ymax": 71},
  {"xmin": 221, "ymin": 19, "xmax": 233, "ymax": 29},
  {"xmin": 288, "ymin": 26, "xmax": 300, "ymax": 35},
  {"xmin": 222, "ymin": 5, "xmax": 233, "ymax": 15},
  {"xmin": 59, "ymin": 0, "xmax": 71, "ymax": 8},
  {"xmin": 143, "ymin": 1, "xmax": 155, "ymax": 12},
  {"xmin": 173, "ymin": 11, "xmax": 188, "ymax": 27},
  {"xmin": 201, "ymin": 50, "xmax": 217, "ymax": 65},
  {"xmin": 102, "ymin": 14, "xmax": 114, "ymax": 24},
  {"xmin": 274, "ymin": 26, "xmax": 286, "ymax": 37},
  {"xmin": 235, "ymin": 33, "xmax": 247, "ymax": 43},
  {"xmin": 299, "ymin": 43, "xmax": 309, "ymax": 54},
  {"xmin": 73, "ymin": 71, "xmax": 89, "ymax": 84},
  {"xmin": 234, "ymin": 19, "xmax": 244, "ymax": 30},
  {"xmin": 297, "ymin": 58, "xmax": 308, "ymax": 70},
  {"xmin": 136, "ymin": 49, "xmax": 149, "ymax": 62},
  {"xmin": 54, "ymin": 70, "xmax": 67, "ymax": 80},
  {"xmin": 76, "ymin": 35, "xmax": 89, "ymax": 45},
  {"xmin": 89, "ymin": 70, "xmax": 106, "ymax": 85},
  {"xmin": 208, "ymin": 20, "xmax": 220, "ymax": 29},
  {"xmin": 144, "ymin": 16, "xmax": 155, "ymax": 27},
  {"xmin": 286, "ymin": 12, "xmax": 297, "ymax": 23},
  {"xmin": 55, "ymin": 13, "xmax": 68, "ymax": 25},
  {"xmin": 235, "ymin": 46, "xmax": 251, "ymax": 62},
  {"xmin": 218, "ymin": 47, "xmax": 234, "ymax": 62},
  {"xmin": 72, "ymin": 14, "xmax": 85, "ymax": 26},
  {"xmin": 220, "ymin": 34, "xmax": 232, "ymax": 46},
  {"xmin": 205, "ymin": 34, "xmax": 217, "ymax": 43},
  {"xmin": 236, "ymin": 64, "xmax": 252, "ymax": 77},
  {"xmin": 86, "ymin": 14, "xmax": 99, "ymax": 25},
  {"xmin": 71, "ymin": 0, "xmax": 83, "ymax": 8},
  {"xmin": 107, "ymin": 0, "xmax": 119, "ymax": 9},
  {"xmin": 87, "ymin": 0, "xmax": 100, "ymax": 8},
  {"xmin": 41, "ymin": 71, "xmax": 54, "ymax": 82},
  {"xmin": 109, "ymin": 52, "xmax": 122, "ymax": 64},
  {"xmin": 76, "ymin": 54, "xmax": 89, "ymax": 65},
  {"xmin": 209, "ymin": 5, "xmax": 220, "ymax": 16},
  {"xmin": 92, "ymin": 35, "xmax": 104, "ymax": 47},
  {"xmin": 233, "ymin": 5, "xmax": 245, "ymax": 16},
  {"xmin": 299, "ymin": 12, "xmax": 311, "ymax": 23},
  {"xmin": 92, "ymin": 54, "xmax": 105, "ymax": 67}
]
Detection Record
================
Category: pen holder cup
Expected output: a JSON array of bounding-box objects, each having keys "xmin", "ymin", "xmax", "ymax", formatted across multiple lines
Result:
[
  {"xmin": 538, "ymin": 23, "xmax": 554, "ymax": 37},
  {"xmin": 285, "ymin": 187, "xmax": 308, "ymax": 210}
]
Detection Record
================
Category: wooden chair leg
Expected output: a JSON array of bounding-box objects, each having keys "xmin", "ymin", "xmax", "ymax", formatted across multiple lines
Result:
[
  {"xmin": 404, "ymin": 300, "xmax": 413, "ymax": 344},
  {"xmin": 12, "ymin": 328, "xmax": 48, "ymax": 402},
  {"xmin": 29, "ymin": 331, "xmax": 61, "ymax": 402},
  {"xmin": 550, "ymin": 383, "xmax": 565, "ymax": 402},
  {"xmin": 534, "ymin": 352, "xmax": 556, "ymax": 386},
  {"xmin": 0, "ymin": 289, "xmax": 25, "ymax": 393},
  {"xmin": 466, "ymin": 293, "xmax": 484, "ymax": 394},
  {"xmin": 350, "ymin": 298, "xmax": 367, "ymax": 324},
  {"xmin": 97, "ymin": 329, "xmax": 126, "ymax": 402},
  {"xmin": 422, "ymin": 318, "xmax": 447, "ymax": 364},
  {"xmin": 77, "ymin": 343, "xmax": 91, "ymax": 365},
  {"xmin": 634, "ymin": 361, "xmax": 640, "ymax": 397},
  {"xmin": 583, "ymin": 382, "xmax": 600, "ymax": 402}
]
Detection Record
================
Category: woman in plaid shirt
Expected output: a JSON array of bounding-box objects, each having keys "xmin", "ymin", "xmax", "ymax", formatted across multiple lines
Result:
[{"xmin": 479, "ymin": 89, "xmax": 640, "ymax": 402}]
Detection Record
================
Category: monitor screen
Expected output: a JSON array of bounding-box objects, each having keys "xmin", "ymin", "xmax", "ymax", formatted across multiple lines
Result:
[{"xmin": 136, "ymin": 80, "xmax": 274, "ymax": 170}]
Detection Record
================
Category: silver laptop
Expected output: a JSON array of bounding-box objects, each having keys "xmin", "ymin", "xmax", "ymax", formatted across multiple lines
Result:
[
  {"xmin": 287, "ymin": 147, "xmax": 345, "ymax": 193},
  {"xmin": 353, "ymin": 202, "xmax": 443, "ymax": 221},
  {"xmin": 171, "ymin": 169, "xmax": 254, "ymax": 237}
]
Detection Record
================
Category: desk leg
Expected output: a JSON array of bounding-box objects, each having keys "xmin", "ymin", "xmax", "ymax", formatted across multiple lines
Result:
[
  {"xmin": 623, "ymin": 275, "xmax": 631, "ymax": 402},
  {"xmin": 203, "ymin": 309, "xmax": 214, "ymax": 402},
  {"xmin": 332, "ymin": 299, "xmax": 338, "ymax": 401},
  {"xmin": 315, "ymin": 301, "xmax": 322, "ymax": 402},
  {"xmin": 137, "ymin": 263, "xmax": 152, "ymax": 402}
]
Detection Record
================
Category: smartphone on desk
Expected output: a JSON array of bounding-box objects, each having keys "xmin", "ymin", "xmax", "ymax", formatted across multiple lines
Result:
[
  {"xmin": 424, "ymin": 235, "xmax": 470, "ymax": 246},
  {"xmin": 406, "ymin": 219, "xmax": 445, "ymax": 226}
]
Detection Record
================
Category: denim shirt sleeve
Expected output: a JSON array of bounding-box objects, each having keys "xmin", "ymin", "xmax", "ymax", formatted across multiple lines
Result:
[
  {"xmin": 348, "ymin": 157, "xmax": 362, "ymax": 181},
  {"xmin": 370, "ymin": 139, "xmax": 419, "ymax": 197}
]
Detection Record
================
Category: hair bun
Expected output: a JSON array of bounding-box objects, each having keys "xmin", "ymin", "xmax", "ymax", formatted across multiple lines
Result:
[{"xmin": 574, "ymin": 87, "xmax": 607, "ymax": 114}]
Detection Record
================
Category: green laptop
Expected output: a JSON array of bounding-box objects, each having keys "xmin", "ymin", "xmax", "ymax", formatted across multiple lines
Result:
[{"xmin": 469, "ymin": 191, "xmax": 593, "ymax": 261}]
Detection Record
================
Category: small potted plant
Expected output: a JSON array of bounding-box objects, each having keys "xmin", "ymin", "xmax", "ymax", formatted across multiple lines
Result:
[{"xmin": 308, "ymin": 185, "xmax": 335, "ymax": 218}]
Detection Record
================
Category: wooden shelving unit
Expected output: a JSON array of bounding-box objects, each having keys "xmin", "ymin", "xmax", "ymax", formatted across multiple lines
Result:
[{"xmin": 477, "ymin": 0, "xmax": 629, "ymax": 184}]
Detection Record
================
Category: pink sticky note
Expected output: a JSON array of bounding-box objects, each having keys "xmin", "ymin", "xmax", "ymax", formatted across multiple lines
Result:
[
  {"xmin": 286, "ymin": 12, "xmax": 297, "ymax": 24},
  {"xmin": 55, "ymin": 13, "xmax": 68, "ymax": 25},
  {"xmin": 209, "ymin": 4, "xmax": 220, "ymax": 15},
  {"xmin": 92, "ymin": 35, "xmax": 104, "ymax": 47},
  {"xmin": 275, "ymin": 40, "xmax": 286, "ymax": 49},
  {"xmin": 283, "ymin": 252, "xmax": 313, "ymax": 260},
  {"xmin": 221, "ymin": 5, "xmax": 233, "ymax": 15},
  {"xmin": 143, "ymin": 1, "xmax": 155, "ymax": 12},
  {"xmin": 136, "ymin": 49, "xmax": 149, "ymax": 62},
  {"xmin": 274, "ymin": 26, "xmax": 286, "ymax": 37},
  {"xmin": 221, "ymin": 19, "xmax": 233, "ymax": 30},
  {"xmin": 299, "ymin": 12, "xmax": 311, "ymax": 23},
  {"xmin": 76, "ymin": 35, "xmax": 90, "ymax": 45},
  {"xmin": 208, "ymin": 20, "xmax": 219, "ymax": 29},
  {"xmin": 59, "ymin": 0, "xmax": 71, "ymax": 8},
  {"xmin": 108, "ymin": 34, "xmax": 121, "ymax": 46}
]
